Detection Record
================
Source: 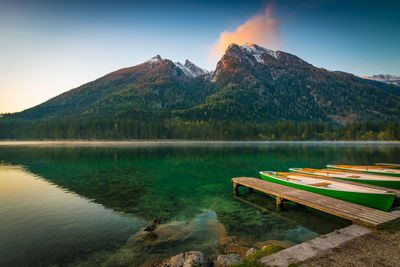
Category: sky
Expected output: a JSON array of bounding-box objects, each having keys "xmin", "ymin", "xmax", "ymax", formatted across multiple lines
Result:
[{"xmin": 1, "ymin": 0, "xmax": 399, "ymax": 113}]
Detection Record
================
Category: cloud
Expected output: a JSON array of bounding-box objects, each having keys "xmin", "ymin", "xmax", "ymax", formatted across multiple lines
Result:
[{"xmin": 210, "ymin": 6, "xmax": 280, "ymax": 62}]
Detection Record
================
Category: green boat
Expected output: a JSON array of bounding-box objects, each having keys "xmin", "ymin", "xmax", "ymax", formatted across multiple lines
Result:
[
  {"xmin": 327, "ymin": 165, "xmax": 400, "ymax": 177},
  {"xmin": 375, "ymin": 163, "xmax": 400, "ymax": 168},
  {"xmin": 289, "ymin": 168, "xmax": 400, "ymax": 189},
  {"xmin": 259, "ymin": 171, "xmax": 396, "ymax": 211}
]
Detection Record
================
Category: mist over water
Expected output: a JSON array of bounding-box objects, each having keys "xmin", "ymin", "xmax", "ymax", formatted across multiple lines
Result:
[{"xmin": 0, "ymin": 142, "xmax": 399, "ymax": 266}]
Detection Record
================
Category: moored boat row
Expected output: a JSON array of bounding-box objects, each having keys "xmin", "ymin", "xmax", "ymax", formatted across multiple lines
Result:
[
  {"xmin": 290, "ymin": 168, "xmax": 400, "ymax": 189},
  {"xmin": 327, "ymin": 164, "xmax": 400, "ymax": 177},
  {"xmin": 257, "ymin": 163, "xmax": 400, "ymax": 211}
]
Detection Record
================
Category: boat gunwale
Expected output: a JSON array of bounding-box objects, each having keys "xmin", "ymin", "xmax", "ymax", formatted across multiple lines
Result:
[
  {"xmin": 289, "ymin": 168, "xmax": 400, "ymax": 181},
  {"xmin": 259, "ymin": 171, "xmax": 394, "ymax": 195},
  {"xmin": 375, "ymin": 163, "xmax": 400, "ymax": 168},
  {"xmin": 327, "ymin": 165, "xmax": 400, "ymax": 175}
]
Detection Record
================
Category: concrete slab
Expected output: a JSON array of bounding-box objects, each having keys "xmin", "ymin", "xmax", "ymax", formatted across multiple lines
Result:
[
  {"xmin": 258, "ymin": 224, "xmax": 371, "ymax": 267},
  {"xmin": 391, "ymin": 209, "xmax": 400, "ymax": 216}
]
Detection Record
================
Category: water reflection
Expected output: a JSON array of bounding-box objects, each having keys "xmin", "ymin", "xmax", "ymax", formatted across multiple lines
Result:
[
  {"xmin": 1, "ymin": 142, "xmax": 398, "ymax": 266},
  {"xmin": 0, "ymin": 164, "xmax": 144, "ymax": 267}
]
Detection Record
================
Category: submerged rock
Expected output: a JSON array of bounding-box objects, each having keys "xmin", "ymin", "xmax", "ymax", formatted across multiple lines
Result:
[
  {"xmin": 142, "ymin": 231, "xmax": 159, "ymax": 241},
  {"xmin": 140, "ymin": 257, "xmax": 167, "ymax": 267},
  {"xmin": 127, "ymin": 221, "xmax": 193, "ymax": 252},
  {"xmin": 218, "ymin": 236, "xmax": 249, "ymax": 258},
  {"xmin": 129, "ymin": 210, "xmax": 226, "ymax": 255},
  {"xmin": 215, "ymin": 254, "xmax": 243, "ymax": 267},
  {"xmin": 161, "ymin": 251, "xmax": 212, "ymax": 267},
  {"xmin": 144, "ymin": 218, "xmax": 160, "ymax": 232}
]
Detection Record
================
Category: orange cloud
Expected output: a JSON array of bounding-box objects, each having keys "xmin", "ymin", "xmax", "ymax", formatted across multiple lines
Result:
[{"xmin": 210, "ymin": 6, "xmax": 280, "ymax": 61}]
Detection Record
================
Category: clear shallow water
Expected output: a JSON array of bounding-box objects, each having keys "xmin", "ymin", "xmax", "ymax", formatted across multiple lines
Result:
[{"xmin": 0, "ymin": 141, "xmax": 399, "ymax": 266}]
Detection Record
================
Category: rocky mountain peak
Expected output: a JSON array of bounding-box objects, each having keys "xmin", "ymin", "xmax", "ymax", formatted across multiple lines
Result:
[
  {"xmin": 145, "ymin": 55, "xmax": 163, "ymax": 64},
  {"xmin": 363, "ymin": 74, "xmax": 400, "ymax": 87},
  {"xmin": 142, "ymin": 55, "xmax": 208, "ymax": 78},
  {"xmin": 174, "ymin": 60, "xmax": 208, "ymax": 77},
  {"xmin": 223, "ymin": 43, "xmax": 279, "ymax": 66}
]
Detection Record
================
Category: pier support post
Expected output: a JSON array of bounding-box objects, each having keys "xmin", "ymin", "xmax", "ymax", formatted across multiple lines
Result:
[
  {"xmin": 276, "ymin": 197, "xmax": 283, "ymax": 211},
  {"xmin": 234, "ymin": 183, "xmax": 239, "ymax": 196}
]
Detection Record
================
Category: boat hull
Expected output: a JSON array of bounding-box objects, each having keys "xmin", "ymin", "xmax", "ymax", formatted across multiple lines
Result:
[
  {"xmin": 290, "ymin": 169, "xmax": 400, "ymax": 189},
  {"xmin": 259, "ymin": 172, "xmax": 395, "ymax": 211},
  {"xmin": 327, "ymin": 166, "xmax": 400, "ymax": 177}
]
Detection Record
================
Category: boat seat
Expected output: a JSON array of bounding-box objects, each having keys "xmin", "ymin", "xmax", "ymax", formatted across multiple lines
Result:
[
  {"xmin": 309, "ymin": 182, "xmax": 331, "ymax": 187},
  {"xmin": 285, "ymin": 177, "xmax": 301, "ymax": 181}
]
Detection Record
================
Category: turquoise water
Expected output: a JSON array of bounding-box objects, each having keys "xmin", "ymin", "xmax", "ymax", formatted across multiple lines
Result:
[{"xmin": 0, "ymin": 141, "xmax": 399, "ymax": 266}]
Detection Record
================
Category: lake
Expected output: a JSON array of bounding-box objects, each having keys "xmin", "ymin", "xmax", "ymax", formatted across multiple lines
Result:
[{"xmin": 1, "ymin": 141, "xmax": 399, "ymax": 266}]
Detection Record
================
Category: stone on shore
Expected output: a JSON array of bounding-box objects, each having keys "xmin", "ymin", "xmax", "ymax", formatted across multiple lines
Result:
[
  {"xmin": 245, "ymin": 248, "xmax": 257, "ymax": 257},
  {"xmin": 161, "ymin": 251, "xmax": 212, "ymax": 267},
  {"xmin": 215, "ymin": 254, "xmax": 243, "ymax": 267},
  {"xmin": 258, "ymin": 225, "xmax": 371, "ymax": 267},
  {"xmin": 253, "ymin": 239, "xmax": 293, "ymax": 250}
]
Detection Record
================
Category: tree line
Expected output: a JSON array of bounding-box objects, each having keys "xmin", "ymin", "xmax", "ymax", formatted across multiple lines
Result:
[{"xmin": 0, "ymin": 119, "xmax": 399, "ymax": 141}]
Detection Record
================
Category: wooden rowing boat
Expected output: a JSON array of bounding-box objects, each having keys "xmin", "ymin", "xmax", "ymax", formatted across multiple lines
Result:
[
  {"xmin": 375, "ymin": 163, "xmax": 400, "ymax": 168},
  {"xmin": 259, "ymin": 171, "xmax": 396, "ymax": 211},
  {"xmin": 327, "ymin": 165, "xmax": 400, "ymax": 177},
  {"xmin": 290, "ymin": 168, "xmax": 400, "ymax": 189}
]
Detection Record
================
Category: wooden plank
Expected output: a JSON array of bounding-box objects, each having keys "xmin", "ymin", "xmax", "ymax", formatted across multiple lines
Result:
[
  {"xmin": 285, "ymin": 191, "xmax": 396, "ymax": 223},
  {"xmin": 293, "ymin": 188, "xmax": 398, "ymax": 222},
  {"xmin": 232, "ymin": 177, "xmax": 400, "ymax": 228}
]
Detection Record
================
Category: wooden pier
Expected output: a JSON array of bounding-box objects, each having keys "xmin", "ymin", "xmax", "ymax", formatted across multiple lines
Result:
[{"xmin": 232, "ymin": 177, "xmax": 400, "ymax": 228}]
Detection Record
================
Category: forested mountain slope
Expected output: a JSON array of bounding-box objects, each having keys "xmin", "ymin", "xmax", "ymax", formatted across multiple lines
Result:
[{"xmin": 2, "ymin": 43, "xmax": 400, "ymax": 140}]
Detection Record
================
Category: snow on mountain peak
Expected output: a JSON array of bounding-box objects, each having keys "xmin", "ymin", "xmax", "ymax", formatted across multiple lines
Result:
[
  {"xmin": 184, "ymin": 60, "xmax": 209, "ymax": 76},
  {"xmin": 145, "ymin": 55, "xmax": 162, "ymax": 64},
  {"xmin": 243, "ymin": 43, "xmax": 265, "ymax": 50},
  {"xmin": 174, "ymin": 60, "xmax": 208, "ymax": 77},
  {"xmin": 232, "ymin": 43, "xmax": 279, "ymax": 64},
  {"xmin": 143, "ymin": 55, "xmax": 208, "ymax": 78},
  {"xmin": 364, "ymin": 74, "xmax": 400, "ymax": 87}
]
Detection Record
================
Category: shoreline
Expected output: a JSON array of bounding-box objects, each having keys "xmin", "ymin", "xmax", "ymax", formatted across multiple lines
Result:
[
  {"xmin": 300, "ymin": 219, "xmax": 400, "ymax": 266},
  {"xmin": 0, "ymin": 140, "xmax": 400, "ymax": 147},
  {"xmin": 141, "ymin": 220, "xmax": 400, "ymax": 266}
]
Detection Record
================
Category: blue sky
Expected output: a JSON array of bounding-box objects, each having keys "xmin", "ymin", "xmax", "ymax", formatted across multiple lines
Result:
[{"xmin": 1, "ymin": 0, "xmax": 399, "ymax": 113}]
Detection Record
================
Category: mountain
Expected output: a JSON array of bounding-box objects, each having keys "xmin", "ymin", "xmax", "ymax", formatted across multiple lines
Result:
[
  {"xmin": 357, "ymin": 77, "xmax": 400, "ymax": 97},
  {"xmin": 176, "ymin": 43, "xmax": 400, "ymax": 123},
  {"xmin": 329, "ymin": 71, "xmax": 400, "ymax": 97},
  {"xmin": 3, "ymin": 43, "xmax": 400, "ymax": 125},
  {"xmin": 13, "ymin": 55, "xmax": 214, "ymax": 120},
  {"xmin": 363, "ymin": 74, "xmax": 400, "ymax": 87},
  {"xmin": 358, "ymin": 74, "xmax": 400, "ymax": 97}
]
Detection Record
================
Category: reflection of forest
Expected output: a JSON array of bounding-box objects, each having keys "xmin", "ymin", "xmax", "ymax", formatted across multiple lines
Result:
[{"xmin": 0, "ymin": 144, "xmax": 397, "ymax": 233}]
